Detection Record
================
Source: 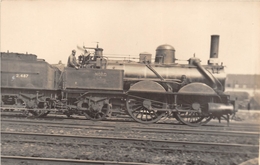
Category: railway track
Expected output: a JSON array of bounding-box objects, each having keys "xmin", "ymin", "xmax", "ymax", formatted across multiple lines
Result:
[
  {"xmin": 2, "ymin": 116, "xmax": 259, "ymax": 165},
  {"xmin": 1, "ymin": 131, "xmax": 258, "ymax": 154},
  {"xmin": 2, "ymin": 118, "xmax": 259, "ymax": 137},
  {"xmin": 1, "ymin": 155, "xmax": 159, "ymax": 165},
  {"xmin": 2, "ymin": 111, "xmax": 259, "ymax": 129}
]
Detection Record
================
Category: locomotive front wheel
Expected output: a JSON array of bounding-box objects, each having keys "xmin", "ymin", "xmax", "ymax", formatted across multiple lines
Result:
[{"xmin": 126, "ymin": 97, "xmax": 166, "ymax": 124}]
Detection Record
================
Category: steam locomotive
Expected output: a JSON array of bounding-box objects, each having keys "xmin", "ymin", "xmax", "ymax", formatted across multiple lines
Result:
[{"xmin": 1, "ymin": 35, "xmax": 237, "ymax": 126}]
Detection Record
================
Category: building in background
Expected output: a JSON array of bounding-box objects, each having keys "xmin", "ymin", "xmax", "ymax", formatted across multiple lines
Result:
[{"xmin": 225, "ymin": 74, "xmax": 260, "ymax": 110}]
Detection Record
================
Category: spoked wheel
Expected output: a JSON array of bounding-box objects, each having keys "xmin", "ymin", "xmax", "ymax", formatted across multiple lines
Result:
[
  {"xmin": 175, "ymin": 95, "xmax": 216, "ymax": 127},
  {"xmin": 23, "ymin": 99, "xmax": 50, "ymax": 118},
  {"xmin": 84, "ymin": 104, "xmax": 110, "ymax": 121},
  {"xmin": 126, "ymin": 96, "xmax": 166, "ymax": 124},
  {"xmin": 30, "ymin": 102, "xmax": 50, "ymax": 117},
  {"xmin": 77, "ymin": 99, "xmax": 110, "ymax": 121}
]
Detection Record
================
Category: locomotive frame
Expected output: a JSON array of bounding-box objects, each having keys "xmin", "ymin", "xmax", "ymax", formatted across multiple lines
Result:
[{"xmin": 0, "ymin": 35, "xmax": 238, "ymax": 126}]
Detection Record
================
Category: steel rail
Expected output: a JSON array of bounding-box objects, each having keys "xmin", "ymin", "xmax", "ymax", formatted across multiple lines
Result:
[
  {"xmin": 2, "ymin": 111, "xmax": 260, "ymax": 127},
  {"xmin": 2, "ymin": 119, "xmax": 259, "ymax": 137},
  {"xmin": 2, "ymin": 138, "xmax": 258, "ymax": 155},
  {"xmin": 1, "ymin": 155, "xmax": 159, "ymax": 165},
  {"xmin": 1, "ymin": 113, "xmax": 259, "ymax": 133},
  {"xmin": 0, "ymin": 112, "xmax": 133, "ymax": 121},
  {"xmin": 1, "ymin": 131, "xmax": 258, "ymax": 148}
]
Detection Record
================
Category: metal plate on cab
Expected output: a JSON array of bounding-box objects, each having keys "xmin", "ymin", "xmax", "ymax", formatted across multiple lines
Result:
[{"xmin": 64, "ymin": 68, "xmax": 124, "ymax": 91}]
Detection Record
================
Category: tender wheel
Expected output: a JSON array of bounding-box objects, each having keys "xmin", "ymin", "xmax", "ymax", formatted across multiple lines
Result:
[
  {"xmin": 78, "ymin": 99, "xmax": 110, "ymax": 121},
  {"xmin": 175, "ymin": 95, "xmax": 214, "ymax": 127},
  {"xmin": 84, "ymin": 104, "xmax": 110, "ymax": 121},
  {"xmin": 126, "ymin": 96, "xmax": 166, "ymax": 124},
  {"xmin": 29, "ymin": 102, "xmax": 50, "ymax": 117}
]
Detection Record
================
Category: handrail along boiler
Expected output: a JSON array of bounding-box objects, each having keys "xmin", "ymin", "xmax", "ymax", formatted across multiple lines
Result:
[{"xmin": 0, "ymin": 35, "xmax": 237, "ymax": 126}]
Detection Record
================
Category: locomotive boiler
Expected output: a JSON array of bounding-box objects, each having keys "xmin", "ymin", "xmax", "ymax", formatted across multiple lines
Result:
[{"xmin": 0, "ymin": 35, "xmax": 237, "ymax": 126}]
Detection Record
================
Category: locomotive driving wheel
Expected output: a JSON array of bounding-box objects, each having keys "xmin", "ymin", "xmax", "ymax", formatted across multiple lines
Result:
[
  {"xmin": 175, "ymin": 95, "xmax": 215, "ymax": 127},
  {"xmin": 77, "ymin": 99, "xmax": 110, "ymax": 121},
  {"xmin": 126, "ymin": 96, "xmax": 166, "ymax": 124}
]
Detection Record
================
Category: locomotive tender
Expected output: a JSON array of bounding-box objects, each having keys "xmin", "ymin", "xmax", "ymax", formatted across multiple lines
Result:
[{"xmin": 1, "ymin": 35, "xmax": 237, "ymax": 126}]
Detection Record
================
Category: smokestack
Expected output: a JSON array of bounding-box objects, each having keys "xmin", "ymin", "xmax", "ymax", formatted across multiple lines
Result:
[
  {"xmin": 210, "ymin": 35, "xmax": 219, "ymax": 58},
  {"xmin": 208, "ymin": 35, "xmax": 220, "ymax": 65}
]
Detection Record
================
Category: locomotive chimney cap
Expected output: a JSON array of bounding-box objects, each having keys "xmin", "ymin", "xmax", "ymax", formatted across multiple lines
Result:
[{"xmin": 156, "ymin": 44, "xmax": 175, "ymax": 51}]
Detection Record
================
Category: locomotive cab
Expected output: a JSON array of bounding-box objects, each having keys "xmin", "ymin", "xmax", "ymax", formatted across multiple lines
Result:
[{"xmin": 77, "ymin": 45, "xmax": 107, "ymax": 69}]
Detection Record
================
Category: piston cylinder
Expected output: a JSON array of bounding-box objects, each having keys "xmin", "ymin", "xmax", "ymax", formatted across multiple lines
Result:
[{"xmin": 208, "ymin": 103, "xmax": 234, "ymax": 115}]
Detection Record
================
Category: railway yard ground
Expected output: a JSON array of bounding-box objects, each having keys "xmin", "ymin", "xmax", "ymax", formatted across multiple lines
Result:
[{"xmin": 1, "ymin": 110, "xmax": 260, "ymax": 165}]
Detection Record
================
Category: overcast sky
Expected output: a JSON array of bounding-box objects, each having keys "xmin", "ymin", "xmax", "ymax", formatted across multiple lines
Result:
[{"xmin": 1, "ymin": 1, "xmax": 259, "ymax": 75}]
